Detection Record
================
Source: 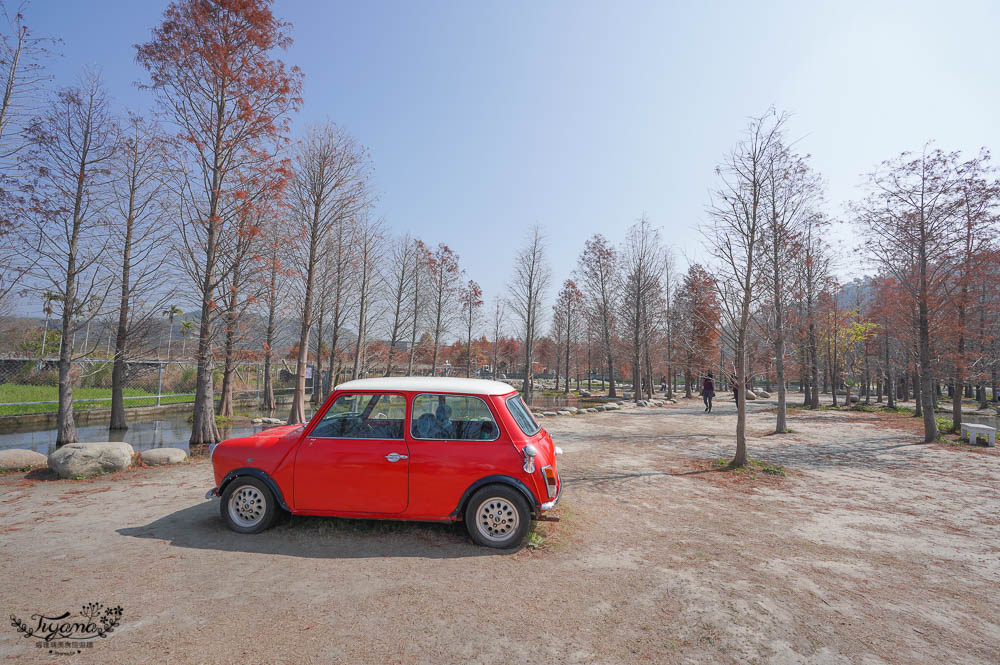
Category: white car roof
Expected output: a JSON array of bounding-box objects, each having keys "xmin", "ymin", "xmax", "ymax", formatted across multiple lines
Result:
[{"xmin": 333, "ymin": 376, "xmax": 520, "ymax": 396}]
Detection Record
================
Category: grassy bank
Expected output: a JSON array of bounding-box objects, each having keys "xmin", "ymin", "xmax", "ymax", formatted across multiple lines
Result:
[{"xmin": 0, "ymin": 384, "xmax": 197, "ymax": 416}]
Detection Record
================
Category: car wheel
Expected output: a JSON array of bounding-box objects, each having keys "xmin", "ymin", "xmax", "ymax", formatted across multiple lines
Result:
[
  {"xmin": 221, "ymin": 477, "xmax": 277, "ymax": 534},
  {"xmin": 464, "ymin": 485, "xmax": 531, "ymax": 549}
]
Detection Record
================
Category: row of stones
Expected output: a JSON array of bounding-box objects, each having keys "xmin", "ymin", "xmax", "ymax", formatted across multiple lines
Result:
[
  {"xmin": 0, "ymin": 442, "xmax": 187, "ymax": 479},
  {"xmin": 533, "ymin": 398, "xmax": 677, "ymax": 418}
]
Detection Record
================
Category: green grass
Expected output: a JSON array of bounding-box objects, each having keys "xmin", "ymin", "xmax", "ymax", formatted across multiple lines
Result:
[
  {"xmin": 0, "ymin": 383, "xmax": 197, "ymax": 416},
  {"xmin": 712, "ymin": 457, "xmax": 787, "ymax": 476},
  {"xmin": 526, "ymin": 529, "xmax": 551, "ymax": 549}
]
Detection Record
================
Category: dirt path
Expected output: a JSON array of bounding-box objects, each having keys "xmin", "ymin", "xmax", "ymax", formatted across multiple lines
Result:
[{"xmin": 1, "ymin": 397, "xmax": 998, "ymax": 664}]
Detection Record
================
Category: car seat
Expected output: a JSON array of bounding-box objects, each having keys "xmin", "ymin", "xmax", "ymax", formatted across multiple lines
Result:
[
  {"xmin": 415, "ymin": 412, "xmax": 437, "ymax": 438},
  {"xmin": 435, "ymin": 403, "xmax": 454, "ymax": 438}
]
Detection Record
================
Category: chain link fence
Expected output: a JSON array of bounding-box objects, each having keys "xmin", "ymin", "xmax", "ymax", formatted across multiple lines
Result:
[{"xmin": 0, "ymin": 357, "xmax": 312, "ymax": 416}]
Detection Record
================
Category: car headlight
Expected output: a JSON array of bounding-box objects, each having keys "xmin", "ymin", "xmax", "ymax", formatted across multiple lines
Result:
[{"xmin": 209, "ymin": 443, "xmax": 218, "ymax": 461}]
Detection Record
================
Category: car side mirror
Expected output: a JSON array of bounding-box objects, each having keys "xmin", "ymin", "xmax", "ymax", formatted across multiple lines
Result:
[{"xmin": 522, "ymin": 444, "xmax": 538, "ymax": 473}]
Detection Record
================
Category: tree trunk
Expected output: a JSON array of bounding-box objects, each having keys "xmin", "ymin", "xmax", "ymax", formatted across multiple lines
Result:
[
  {"xmin": 733, "ymin": 331, "xmax": 748, "ymax": 467},
  {"xmin": 110, "ymin": 207, "xmax": 135, "ymax": 431},
  {"xmin": 262, "ymin": 263, "xmax": 278, "ymax": 411},
  {"xmin": 352, "ymin": 263, "xmax": 370, "ymax": 381},
  {"xmin": 602, "ymin": 309, "xmax": 616, "ymax": 398},
  {"xmin": 773, "ymin": 297, "xmax": 787, "ymax": 431},
  {"xmin": 564, "ymin": 311, "xmax": 571, "ymax": 394},
  {"xmin": 918, "ymin": 300, "xmax": 936, "ymax": 441},
  {"xmin": 406, "ymin": 262, "xmax": 420, "ymax": 376},
  {"xmin": 56, "ymin": 303, "xmax": 77, "ymax": 446},
  {"xmin": 289, "ymin": 206, "xmax": 322, "ymax": 425},
  {"xmin": 190, "ymin": 147, "xmax": 224, "ymax": 446},
  {"xmin": 326, "ymin": 315, "xmax": 341, "ymax": 399},
  {"xmin": 216, "ymin": 308, "xmax": 238, "ymax": 417},
  {"xmin": 312, "ymin": 306, "xmax": 325, "ymax": 404}
]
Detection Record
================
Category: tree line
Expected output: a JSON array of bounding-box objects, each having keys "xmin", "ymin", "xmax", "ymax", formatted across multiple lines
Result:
[{"xmin": 1, "ymin": 4, "xmax": 996, "ymax": 463}]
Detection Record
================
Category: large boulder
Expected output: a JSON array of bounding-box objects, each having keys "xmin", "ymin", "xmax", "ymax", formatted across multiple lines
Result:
[
  {"xmin": 744, "ymin": 391, "xmax": 757, "ymax": 401},
  {"xmin": 140, "ymin": 447, "xmax": 187, "ymax": 466},
  {"xmin": 604, "ymin": 403, "xmax": 620, "ymax": 410},
  {"xmin": 579, "ymin": 390, "xmax": 592, "ymax": 397},
  {"xmin": 756, "ymin": 390, "xmax": 771, "ymax": 399},
  {"xmin": 48, "ymin": 442, "xmax": 135, "ymax": 479},
  {"xmin": 0, "ymin": 449, "xmax": 48, "ymax": 470}
]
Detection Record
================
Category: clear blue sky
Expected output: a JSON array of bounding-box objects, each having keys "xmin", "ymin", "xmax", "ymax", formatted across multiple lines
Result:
[{"xmin": 20, "ymin": 0, "xmax": 1000, "ymax": 325}]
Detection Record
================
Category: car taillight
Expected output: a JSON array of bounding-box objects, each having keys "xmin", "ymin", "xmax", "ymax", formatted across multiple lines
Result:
[{"xmin": 541, "ymin": 465, "xmax": 558, "ymax": 499}]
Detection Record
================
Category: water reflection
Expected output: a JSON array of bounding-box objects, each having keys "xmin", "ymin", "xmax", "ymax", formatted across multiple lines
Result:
[
  {"xmin": 0, "ymin": 406, "xmax": 315, "ymax": 455},
  {"xmin": 963, "ymin": 412, "xmax": 1000, "ymax": 430},
  {"xmin": 528, "ymin": 395, "xmax": 582, "ymax": 409}
]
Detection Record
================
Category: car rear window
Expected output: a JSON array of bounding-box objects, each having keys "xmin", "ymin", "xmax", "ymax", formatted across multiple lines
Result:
[
  {"xmin": 505, "ymin": 394, "xmax": 540, "ymax": 436},
  {"xmin": 411, "ymin": 394, "xmax": 499, "ymax": 441}
]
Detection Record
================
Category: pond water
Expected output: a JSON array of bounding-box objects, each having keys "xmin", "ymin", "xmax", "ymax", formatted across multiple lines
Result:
[
  {"xmin": 528, "ymin": 395, "xmax": 583, "ymax": 409},
  {"xmin": 962, "ymin": 411, "xmax": 1000, "ymax": 430},
  {"xmin": 0, "ymin": 406, "xmax": 316, "ymax": 455}
]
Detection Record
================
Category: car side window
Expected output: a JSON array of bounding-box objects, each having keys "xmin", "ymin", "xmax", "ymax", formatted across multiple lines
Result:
[
  {"xmin": 310, "ymin": 393, "xmax": 406, "ymax": 440},
  {"xmin": 410, "ymin": 394, "xmax": 499, "ymax": 441}
]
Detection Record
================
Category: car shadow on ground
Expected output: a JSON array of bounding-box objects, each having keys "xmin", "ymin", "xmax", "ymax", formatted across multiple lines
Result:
[{"xmin": 117, "ymin": 500, "xmax": 513, "ymax": 559}]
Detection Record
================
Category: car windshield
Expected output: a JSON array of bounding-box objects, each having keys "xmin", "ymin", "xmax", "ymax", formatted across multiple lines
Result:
[{"xmin": 505, "ymin": 394, "xmax": 540, "ymax": 436}]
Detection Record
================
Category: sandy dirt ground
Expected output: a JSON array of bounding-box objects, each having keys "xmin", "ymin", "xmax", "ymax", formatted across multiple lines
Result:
[{"xmin": 1, "ymin": 395, "xmax": 998, "ymax": 664}]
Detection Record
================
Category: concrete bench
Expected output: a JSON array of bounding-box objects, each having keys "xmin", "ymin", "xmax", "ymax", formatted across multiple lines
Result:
[{"xmin": 960, "ymin": 423, "xmax": 996, "ymax": 447}]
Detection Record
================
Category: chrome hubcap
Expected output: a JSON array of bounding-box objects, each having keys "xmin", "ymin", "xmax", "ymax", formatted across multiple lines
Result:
[
  {"xmin": 476, "ymin": 497, "xmax": 518, "ymax": 541},
  {"xmin": 228, "ymin": 485, "xmax": 266, "ymax": 527}
]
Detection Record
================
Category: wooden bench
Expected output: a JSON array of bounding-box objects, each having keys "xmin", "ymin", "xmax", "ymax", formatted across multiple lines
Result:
[{"xmin": 960, "ymin": 423, "xmax": 996, "ymax": 447}]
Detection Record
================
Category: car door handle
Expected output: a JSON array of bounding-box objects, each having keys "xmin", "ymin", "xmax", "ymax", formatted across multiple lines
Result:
[{"xmin": 385, "ymin": 452, "xmax": 408, "ymax": 462}]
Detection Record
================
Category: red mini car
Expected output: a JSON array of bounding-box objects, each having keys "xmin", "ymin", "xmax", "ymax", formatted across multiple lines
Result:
[{"xmin": 206, "ymin": 377, "xmax": 562, "ymax": 548}]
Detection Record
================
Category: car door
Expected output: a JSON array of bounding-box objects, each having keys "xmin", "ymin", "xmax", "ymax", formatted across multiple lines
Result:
[
  {"xmin": 405, "ymin": 393, "xmax": 505, "ymax": 517},
  {"xmin": 293, "ymin": 392, "xmax": 409, "ymax": 514}
]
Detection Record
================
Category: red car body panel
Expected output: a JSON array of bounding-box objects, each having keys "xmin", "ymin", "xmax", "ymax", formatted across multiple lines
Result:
[{"xmin": 210, "ymin": 385, "xmax": 561, "ymax": 523}]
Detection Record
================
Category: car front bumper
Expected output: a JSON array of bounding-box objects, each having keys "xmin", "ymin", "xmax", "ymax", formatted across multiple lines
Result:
[{"xmin": 205, "ymin": 488, "xmax": 219, "ymax": 499}]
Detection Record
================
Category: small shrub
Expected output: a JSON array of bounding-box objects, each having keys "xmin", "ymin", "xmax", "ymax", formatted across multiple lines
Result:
[
  {"xmin": 81, "ymin": 361, "xmax": 113, "ymax": 388},
  {"xmin": 935, "ymin": 417, "xmax": 955, "ymax": 434},
  {"xmin": 172, "ymin": 366, "xmax": 197, "ymax": 394},
  {"xmin": 16, "ymin": 364, "xmax": 59, "ymax": 386}
]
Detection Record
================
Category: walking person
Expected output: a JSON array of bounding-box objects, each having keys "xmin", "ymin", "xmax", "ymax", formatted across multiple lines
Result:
[{"xmin": 702, "ymin": 370, "xmax": 715, "ymax": 412}]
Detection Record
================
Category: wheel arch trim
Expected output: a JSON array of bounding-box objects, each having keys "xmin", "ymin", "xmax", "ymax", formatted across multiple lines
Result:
[
  {"xmin": 452, "ymin": 474, "xmax": 539, "ymax": 520},
  {"xmin": 218, "ymin": 468, "xmax": 290, "ymax": 512}
]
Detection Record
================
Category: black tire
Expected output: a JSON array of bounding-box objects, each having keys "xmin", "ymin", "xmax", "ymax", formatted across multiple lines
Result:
[
  {"xmin": 464, "ymin": 484, "xmax": 531, "ymax": 549},
  {"xmin": 220, "ymin": 477, "xmax": 278, "ymax": 534}
]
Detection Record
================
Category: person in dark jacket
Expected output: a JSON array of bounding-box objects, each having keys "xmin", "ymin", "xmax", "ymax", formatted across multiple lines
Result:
[{"xmin": 701, "ymin": 371, "xmax": 715, "ymax": 412}]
